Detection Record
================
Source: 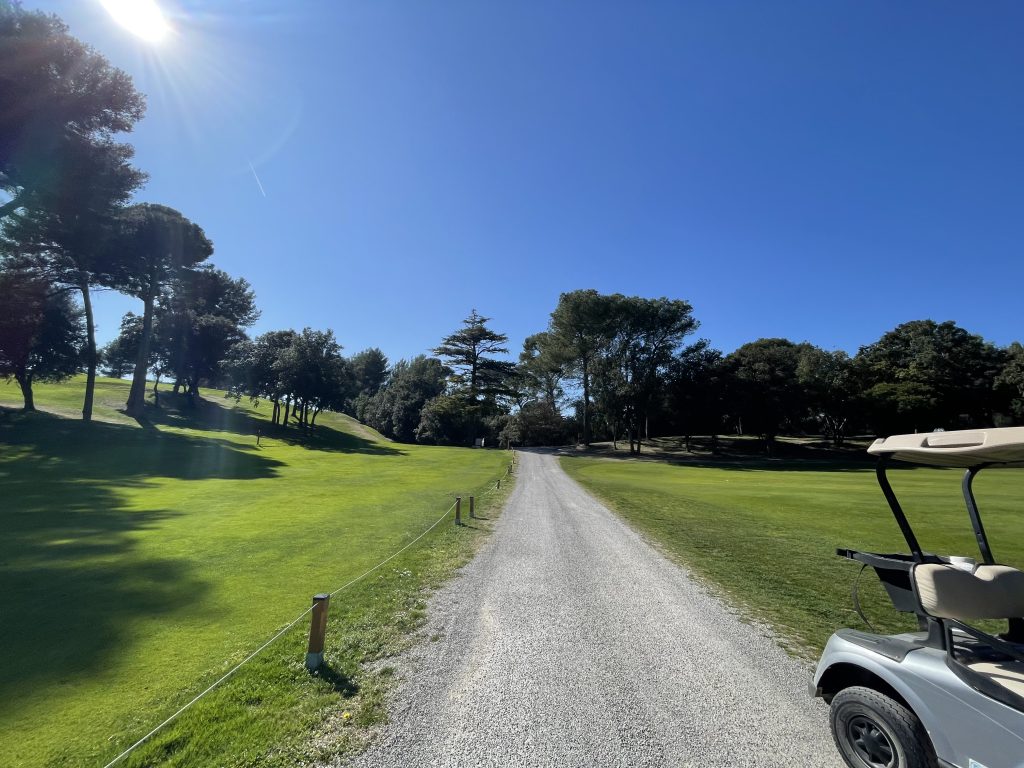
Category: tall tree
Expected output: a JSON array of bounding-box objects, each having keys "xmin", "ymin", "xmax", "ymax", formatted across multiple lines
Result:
[
  {"xmin": 0, "ymin": 8, "xmax": 145, "ymax": 221},
  {"xmin": 362, "ymin": 356, "xmax": 449, "ymax": 442},
  {"xmin": 1, "ymin": 6, "xmax": 146, "ymax": 420},
  {"xmin": 995, "ymin": 342, "xmax": 1024, "ymax": 423},
  {"xmin": 600, "ymin": 296, "xmax": 698, "ymax": 453},
  {"xmin": 432, "ymin": 309, "xmax": 515, "ymax": 401},
  {"xmin": 544, "ymin": 290, "xmax": 618, "ymax": 446},
  {"xmin": 0, "ymin": 267, "xmax": 83, "ymax": 410},
  {"xmin": 111, "ymin": 204, "xmax": 213, "ymax": 417},
  {"xmin": 518, "ymin": 332, "xmax": 566, "ymax": 410}
]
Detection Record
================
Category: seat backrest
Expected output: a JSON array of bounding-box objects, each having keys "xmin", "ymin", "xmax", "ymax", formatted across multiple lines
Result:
[{"xmin": 913, "ymin": 564, "xmax": 1024, "ymax": 621}]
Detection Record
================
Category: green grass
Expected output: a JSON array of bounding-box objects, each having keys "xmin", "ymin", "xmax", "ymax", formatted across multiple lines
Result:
[
  {"xmin": 0, "ymin": 377, "xmax": 513, "ymax": 767},
  {"xmin": 561, "ymin": 452, "xmax": 1024, "ymax": 657}
]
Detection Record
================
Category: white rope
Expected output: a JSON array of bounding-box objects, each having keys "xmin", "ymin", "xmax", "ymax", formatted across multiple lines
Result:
[{"xmin": 102, "ymin": 499, "xmax": 460, "ymax": 768}]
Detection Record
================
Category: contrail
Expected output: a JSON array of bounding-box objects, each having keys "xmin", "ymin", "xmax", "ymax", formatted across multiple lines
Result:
[{"xmin": 248, "ymin": 161, "xmax": 267, "ymax": 197}]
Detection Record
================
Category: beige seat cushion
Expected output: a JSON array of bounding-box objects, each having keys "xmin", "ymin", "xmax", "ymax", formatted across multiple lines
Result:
[
  {"xmin": 913, "ymin": 564, "xmax": 1024, "ymax": 621},
  {"xmin": 967, "ymin": 660, "xmax": 1024, "ymax": 697}
]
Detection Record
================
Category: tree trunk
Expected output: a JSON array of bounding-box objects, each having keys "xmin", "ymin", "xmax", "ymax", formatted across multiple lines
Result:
[
  {"xmin": 126, "ymin": 289, "xmax": 155, "ymax": 417},
  {"xmin": 15, "ymin": 372, "xmax": 35, "ymax": 411},
  {"xmin": 80, "ymin": 281, "xmax": 97, "ymax": 422},
  {"xmin": 272, "ymin": 399, "xmax": 280, "ymax": 425},
  {"xmin": 283, "ymin": 398, "xmax": 291, "ymax": 425},
  {"xmin": 581, "ymin": 361, "xmax": 591, "ymax": 446},
  {"xmin": 311, "ymin": 407, "xmax": 320, "ymax": 427}
]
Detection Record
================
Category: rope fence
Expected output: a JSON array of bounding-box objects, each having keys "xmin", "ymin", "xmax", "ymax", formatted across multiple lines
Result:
[{"xmin": 102, "ymin": 454, "xmax": 517, "ymax": 768}]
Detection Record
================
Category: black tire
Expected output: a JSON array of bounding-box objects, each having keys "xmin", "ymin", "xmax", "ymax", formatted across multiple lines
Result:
[{"xmin": 829, "ymin": 686, "xmax": 937, "ymax": 768}]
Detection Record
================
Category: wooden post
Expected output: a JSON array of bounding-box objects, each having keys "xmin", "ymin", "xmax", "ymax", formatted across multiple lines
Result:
[
  {"xmin": 306, "ymin": 593, "xmax": 330, "ymax": 670},
  {"xmin": 496, "ymin": 479, "xmax": 501, "ymax": 490},
  {"xmin": 469, "ymin": 495, "xmax": 475, "ymax": 518},
  {"xmin": 455, "ymin": 496, "xmax": 462, "ymax": 526}
]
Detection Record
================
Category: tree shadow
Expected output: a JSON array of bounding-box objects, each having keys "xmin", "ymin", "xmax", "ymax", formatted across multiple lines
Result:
[
  {"xmin": 134, "ymin": 393, "xmax": 405, "ymax": 457},
  {"xmin": 554, "ymin": 438, "xmax": 878, "ymax": 472},
  {"xmin": 0, "ymin": 409, "xmax": 293, "ymax": 710}
]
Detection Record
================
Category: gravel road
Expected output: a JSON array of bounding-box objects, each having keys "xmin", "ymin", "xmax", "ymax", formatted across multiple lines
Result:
[{"xmin": 345, "ymin": 450, "xmax": 844, "ymax": 767}]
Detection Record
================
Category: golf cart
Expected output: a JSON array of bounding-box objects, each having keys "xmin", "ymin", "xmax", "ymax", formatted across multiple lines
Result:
[{"xmin": 811, "ymin": 427, "xmax": 1024, "ymax": 768}]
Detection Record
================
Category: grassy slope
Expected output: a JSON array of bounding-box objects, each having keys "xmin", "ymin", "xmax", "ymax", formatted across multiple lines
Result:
[
  {"xmin": 0, "ymin": 377, "xmax": 511, "ymax": 767},
  {"xmin": 561, "ymin": 453, "xmax": 1024, "ymax": 656}
]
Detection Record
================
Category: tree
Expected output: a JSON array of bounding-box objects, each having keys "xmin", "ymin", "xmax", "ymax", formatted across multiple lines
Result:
[
  {"xmin": 350, "ymin": 347, "xmax": 389, "ymax": 397},
  {"xmin": 598, "ymin": 296, "xmax": 698, "ymax": 453},
  {"xmin": 99, "ymin": 312, "xmax": 145, "ymax": 378},
  {"xmin": 726, "ymin": 338, "xmax": 809, "ymax": 453},
  {"xmin": 855, "ymin": 320, "xmax": 1004, "ymax": 433},
  {"xmin": 995, "ymin": 342, "xmax": 1024, "ymax": 423},
  {"xmin": 0, "ymin": 267, "xmax": 83, "ymax": 409},
  {"xmin": 155, "ymin": 266, "xmax": 257, "ymax": 402},
  {"xmin": 796, "ymin": 346, "xmax": 855, "ymax": 446},
  {"xmin": 544, "ymin": 290, "xmax": 618, "ymax": 446},
  {"xmin": 1, "ymin": 6, "xmax": 146, "ymax": 421},
  {"xmin": 362, "ymin": 356, "xmax": 449, "ymax": 442},
  {"xmin": 0, "ymin": 7, "xmax": 146, "ymax": 221},
  {"xmin": 274, "ymin": 328, "xmax": 351, "ymax": 427},
  {"xmin": 518, "ymin": 332, "xmax": 566, "ymax": 410},
  {"xmin": 225, "ymin": 330, "xmax": 298, "ymax": 424},
  {"xmin": 110, "ymin": 204, "xmax": 213, "ymax": 417},
  {"xmin": 664, "ymin": 340, "xmax": 726, "ymax": 451},
  {"xmin": 432, "ymin": 310, "xmax": 516, "ymax": 401}
]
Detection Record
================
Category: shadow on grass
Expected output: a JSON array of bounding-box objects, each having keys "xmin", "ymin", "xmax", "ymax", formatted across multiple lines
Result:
[
  {"xmin": 310, "ymin": 663, "xmax": 359, "ymax": 697},
  {"xmin": 0, "ymin": 409, "xmax": 288, "ymax": 709},
  {"xmin": 135, "ymin": 393, "xmax": 405, "ymax": 457},
  {"xmin": 553, "ymin": 438, "xmax": 879, "ymax": 473}
]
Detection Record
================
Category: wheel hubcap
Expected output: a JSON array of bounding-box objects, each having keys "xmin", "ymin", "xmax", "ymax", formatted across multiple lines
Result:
[{"xmin": 847, "ymin": 715, "xmax": 896, "ymax": 767}]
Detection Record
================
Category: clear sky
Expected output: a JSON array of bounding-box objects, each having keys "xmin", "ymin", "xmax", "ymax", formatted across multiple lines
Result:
[{"xmin": 29, "ymin": 0, "xmax": 1024, "ymax": 363}]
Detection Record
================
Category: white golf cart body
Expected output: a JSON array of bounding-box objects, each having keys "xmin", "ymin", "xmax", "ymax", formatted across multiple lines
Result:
[{"xmin": 811, "ymin": 427, "xmax": 1024, "ymax": 768}]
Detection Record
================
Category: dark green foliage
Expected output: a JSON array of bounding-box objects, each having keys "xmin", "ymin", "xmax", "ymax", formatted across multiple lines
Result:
[
  {"xmin": 0, "ymin": 268, "xmax": 83, "ymax": 409},
  {"xmin": 99, "ymin": 312, "xmax": 144, "ymax": 379},
  {"xmin": 995, "ymin": 342, "xmax": 1024, "ymax": 423},
  {"xmin": 662, "ymin": 340, "xmax": 726, "ymax": 446},
  {"xmin": 432, "ymin": 310, "xmax": 515, "ymax": 401},
  {"xmin": 0, "ymin": 7, "xmax": 146, "ymax": 222},
  {"xmin": 362, "ymin": 356, "xmax": 449, "ymax": 442},
  {"xmin": 856, "ymin": 320, "xmax": 1005, "ymax": 433},
  {"xmin": 155, "ymin": 266, "xmax": 258, "ymax": 400},
  {"xmin": 725, "ymin": 338, "xmax": 809, "ymax": 451}
]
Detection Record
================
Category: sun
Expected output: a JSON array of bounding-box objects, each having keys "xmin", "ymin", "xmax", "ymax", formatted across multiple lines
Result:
[{"xmin": 99, "ymin": 0, "xmax": 171, "ymax": 43}]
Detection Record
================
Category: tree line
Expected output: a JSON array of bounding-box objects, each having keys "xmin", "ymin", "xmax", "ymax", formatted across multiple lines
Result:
[{"xmin": 3, "ymin": 5, "xmax": 1023, "ymax": 449}]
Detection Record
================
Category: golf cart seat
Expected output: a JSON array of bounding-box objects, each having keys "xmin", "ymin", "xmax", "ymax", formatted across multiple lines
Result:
[{"xmin": 912, "ymin": 563, "xmax": 1024, "ymax": 621}]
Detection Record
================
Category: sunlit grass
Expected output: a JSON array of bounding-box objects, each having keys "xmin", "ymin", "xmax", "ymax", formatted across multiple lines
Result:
[
  {"xmin": 0, "ymin": 377, "xmax": 511, "ymax": 767},
  {"xmin": 562, "ymin": 453, "xmax": 1024, "ymax": 657}
]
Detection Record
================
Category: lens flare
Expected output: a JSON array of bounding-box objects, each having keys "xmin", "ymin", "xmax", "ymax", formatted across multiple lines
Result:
[{"xmin": 99, "ymin": 0, "xmax": 171, "ymax": 43}]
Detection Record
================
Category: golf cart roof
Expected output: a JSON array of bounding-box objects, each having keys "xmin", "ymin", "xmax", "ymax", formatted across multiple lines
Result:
[{"xmin": 868, "ymin": 427, "xmax": 1024, "ymax": 468}]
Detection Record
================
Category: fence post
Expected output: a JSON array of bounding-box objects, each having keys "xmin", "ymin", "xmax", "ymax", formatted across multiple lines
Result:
[
  {"xmin": 455, "ymin": 496, "xmax": 462, "ymax": 526},
  {"xmin": 306, "ymin": 593, "xmax": 330, "ymax": 670},
  {"xmin": 496, "ymin": 478, "xmax": 501, "ymax": 490},
  {"xmin": 469, "ymin": 495, "xmax": 475, "ymax": 518}
]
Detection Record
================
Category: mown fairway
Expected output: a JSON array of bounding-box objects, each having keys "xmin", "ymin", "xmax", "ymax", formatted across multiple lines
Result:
[
  {"xmin": 0, "ymin": 378, "xmax": 510, "ymax": 767},
  {"xmin": 561, "ymin": 454, "xmax": 1024, "ymax": 656}
]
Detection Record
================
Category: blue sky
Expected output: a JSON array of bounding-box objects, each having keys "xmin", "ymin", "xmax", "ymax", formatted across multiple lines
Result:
[{"xmin": 31, "ymin": 0, "xmax": 1024, "ymax": 363}]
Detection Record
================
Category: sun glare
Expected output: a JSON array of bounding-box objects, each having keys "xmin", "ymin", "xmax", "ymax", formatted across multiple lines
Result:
[{"xmin": 99, "ymin": 0, "xmax": 171, "ymax": 43}]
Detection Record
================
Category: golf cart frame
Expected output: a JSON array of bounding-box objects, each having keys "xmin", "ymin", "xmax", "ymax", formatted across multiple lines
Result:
[{"xmin": 811, "ymin": 428, "xmax": 1024, "ymax": 768}]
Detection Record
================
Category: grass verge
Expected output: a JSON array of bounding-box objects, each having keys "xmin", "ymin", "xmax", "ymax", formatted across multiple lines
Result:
[{"xmin": 0, "ymin": 377, "xmax": 513, "ymax": 767}]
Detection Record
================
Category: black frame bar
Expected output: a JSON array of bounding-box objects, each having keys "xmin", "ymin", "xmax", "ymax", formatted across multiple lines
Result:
[
  {"xmin": 962, "ymin": 466, "xmax": 995, "ymax": 565},
  {"xmin": 876, "ymin": 454, "xmax": 924, "ymax": 561}
]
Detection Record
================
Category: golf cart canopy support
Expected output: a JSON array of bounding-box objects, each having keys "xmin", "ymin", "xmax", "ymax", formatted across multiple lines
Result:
[{"xmin": 867, "ymin": 427, "xmax": 1024, "ymax": 564}]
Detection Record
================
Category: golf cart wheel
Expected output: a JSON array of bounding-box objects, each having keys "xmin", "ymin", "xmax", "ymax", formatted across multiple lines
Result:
[{"xmin": 829, "ymin": 686, "xmax": 937, "ymax": 768}]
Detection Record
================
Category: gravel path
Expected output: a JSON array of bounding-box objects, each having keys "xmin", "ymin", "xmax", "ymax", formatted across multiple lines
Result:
[{"xmin": 345, "ymin": 450, "xmax": 843, "ymax": 768}]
